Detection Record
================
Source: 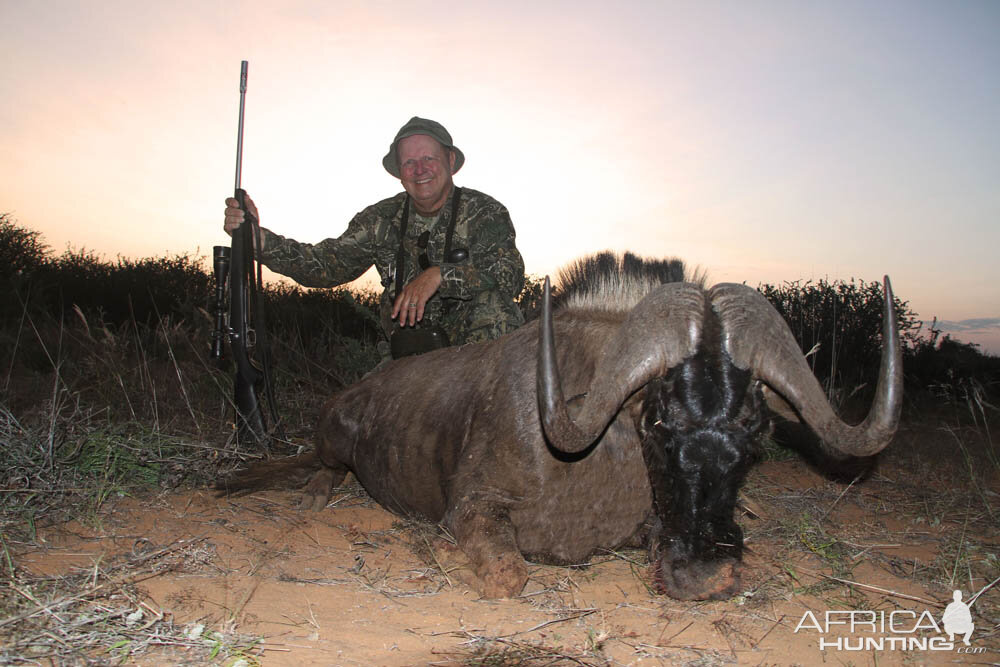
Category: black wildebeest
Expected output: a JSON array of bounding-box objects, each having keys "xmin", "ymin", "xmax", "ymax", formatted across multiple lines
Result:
[{"xmin": 219, "ymin": 252, "xmax": 902, "ymax": 600}]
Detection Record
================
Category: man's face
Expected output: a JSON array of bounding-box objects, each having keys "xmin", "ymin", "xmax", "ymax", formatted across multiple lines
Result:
[{"xmin": 397, "ymin": 134, "xmax": 456, "ymax": 214}]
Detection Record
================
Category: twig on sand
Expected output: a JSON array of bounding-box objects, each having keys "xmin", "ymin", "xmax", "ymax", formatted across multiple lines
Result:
[
  {"xmin": 819, "ymin": 473, "xmax": 862, "ymax": 522},
  {"xmin": 755, "ymin": 614, "xmax": 786, "ymax": 646},
  {"xmin": 499, "ymin": 608, "xmax": 598, "ymax": 638},
  {"xmin": 454, "ymin": 631, "xmax": 599, "ymax": 666},
  {"xmin": 968, "ymin": 574, "xmax": 1000, "ymax": 608},
  {"xmin": 816, "ymin": 573, "xmax": 941, "ymax": 607},
  {"xmin": 421, "ymin": 535, "xmax": 454, "ymax": 588},
  {"xmin": 409, "ymin": 608, "xmax": 597, "ymax": 642}
]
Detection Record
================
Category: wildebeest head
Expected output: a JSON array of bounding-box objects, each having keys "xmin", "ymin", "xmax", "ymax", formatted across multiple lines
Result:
[{"xmin": 538, "ymin": 271, "xmax": 902, "ymax": 600}]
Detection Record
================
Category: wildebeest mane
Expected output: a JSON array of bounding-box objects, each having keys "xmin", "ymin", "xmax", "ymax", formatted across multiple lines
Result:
[{"xmin": 554, "ymin": 251, "xmax": 690, "ymax": 312}]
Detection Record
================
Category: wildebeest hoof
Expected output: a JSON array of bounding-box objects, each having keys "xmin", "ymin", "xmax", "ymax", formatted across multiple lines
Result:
[
  {"xmin": 477, "ymin": 552, "xmax": 529, "ymax": 599},
  {"xmin": 298, "ymin": 468, "xmax": 336, "ymax": 512},
  {"xmin": 654, "ymin": 558, "xmax": 742, "ymax": 601}
]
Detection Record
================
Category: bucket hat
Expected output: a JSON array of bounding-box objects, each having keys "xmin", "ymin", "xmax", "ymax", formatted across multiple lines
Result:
[{"xmin": 382, "ymin": 116, "xmax": 465, "ymax": 177}]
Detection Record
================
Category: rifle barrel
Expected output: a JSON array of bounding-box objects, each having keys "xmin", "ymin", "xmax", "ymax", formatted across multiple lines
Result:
[{"xmin": 235, "ymin": 60, "xmax": 248, "ymax": 192}]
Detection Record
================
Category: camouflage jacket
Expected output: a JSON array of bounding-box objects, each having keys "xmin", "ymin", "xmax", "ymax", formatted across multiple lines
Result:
[{"xmin": 258, "ymin": 186, "xmax": 525, "ymax": 347}]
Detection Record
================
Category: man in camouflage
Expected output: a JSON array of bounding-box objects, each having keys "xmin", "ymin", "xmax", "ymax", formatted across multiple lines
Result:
[{"xmin": 224, "ymin": 117, "xmax": 525, "ymax": 358}]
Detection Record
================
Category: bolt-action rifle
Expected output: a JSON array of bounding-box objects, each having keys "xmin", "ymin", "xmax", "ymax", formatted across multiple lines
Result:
[{"xmin": 211, "ymin": 60, "xmax": 281, "ymax": 449}]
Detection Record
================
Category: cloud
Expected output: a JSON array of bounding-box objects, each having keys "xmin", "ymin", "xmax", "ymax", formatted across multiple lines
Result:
[{"xmin": 934, "ymin": 318, "xmax": 1000, "ymax": 333}]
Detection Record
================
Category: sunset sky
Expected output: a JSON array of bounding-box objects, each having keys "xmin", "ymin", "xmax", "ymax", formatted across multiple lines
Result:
[{"xmin": 2, "ymin": 1, "xmax": 998, "ymax": 352}]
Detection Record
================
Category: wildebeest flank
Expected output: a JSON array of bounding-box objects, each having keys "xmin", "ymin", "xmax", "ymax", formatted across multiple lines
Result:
[{"xmin": 219, "ymin": 251, "xmax": 902, "ymax": 600}]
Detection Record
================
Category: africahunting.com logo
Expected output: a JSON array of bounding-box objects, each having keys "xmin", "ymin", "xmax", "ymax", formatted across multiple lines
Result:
[{"xmin": 794, "ymin": 588, "xmax": 990, "ymax": 655}]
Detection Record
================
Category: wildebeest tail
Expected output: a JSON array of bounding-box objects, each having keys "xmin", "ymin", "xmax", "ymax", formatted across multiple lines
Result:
[{"xmin": 214, "ymin": 450, "xmax": 322, "ymax": 496}]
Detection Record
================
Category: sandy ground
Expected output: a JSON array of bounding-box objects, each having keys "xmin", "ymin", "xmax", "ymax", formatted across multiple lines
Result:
[{"xmin": 10, "ymin": 429, "xmax": 1000, "ymax": 666}]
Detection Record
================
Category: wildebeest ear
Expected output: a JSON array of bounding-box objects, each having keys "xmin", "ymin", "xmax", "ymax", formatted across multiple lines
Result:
[{"xmin": 761, "ymin": 385, "xmax": 801, "ymax": 423}]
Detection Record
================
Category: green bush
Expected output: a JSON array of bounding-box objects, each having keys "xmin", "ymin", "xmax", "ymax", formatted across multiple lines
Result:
[
  {"xmin": 26, "ymin": 250, "xmax": 214, "ymax": 327},
  {"xmin": 0, "ymin": 212, "xmax": 48, "ymax": 280},
  {"xmin": 756, "ymin": 278, "xmax": 921, "ymax": 408},
  {"xmin": 904, "ymin": 324, "xmax": 1000, "ymax": 402}
]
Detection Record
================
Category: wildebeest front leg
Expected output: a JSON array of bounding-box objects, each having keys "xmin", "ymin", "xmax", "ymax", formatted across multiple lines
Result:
[{"xmin": 448, "ymin": 503, "xmax": 529, "ymax": 599}]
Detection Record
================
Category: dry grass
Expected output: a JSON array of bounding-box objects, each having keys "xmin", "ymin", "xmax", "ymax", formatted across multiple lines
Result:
[
  {"xmin": 738, "ymin": 403, "xmax": 1000, "ymax": 652},
  {"xmin": 0, "ymin": 536, "xmax": 264, "ymax": 665}
]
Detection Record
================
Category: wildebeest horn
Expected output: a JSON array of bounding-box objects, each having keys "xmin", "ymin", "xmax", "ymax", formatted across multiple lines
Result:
[
  {"xmin": 538, "ymin": 277, "xmax": 704, "ymax": 453},
  {"xmin": 709, "ymin": 277, "xmax": 903, "ymax": 458}
]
